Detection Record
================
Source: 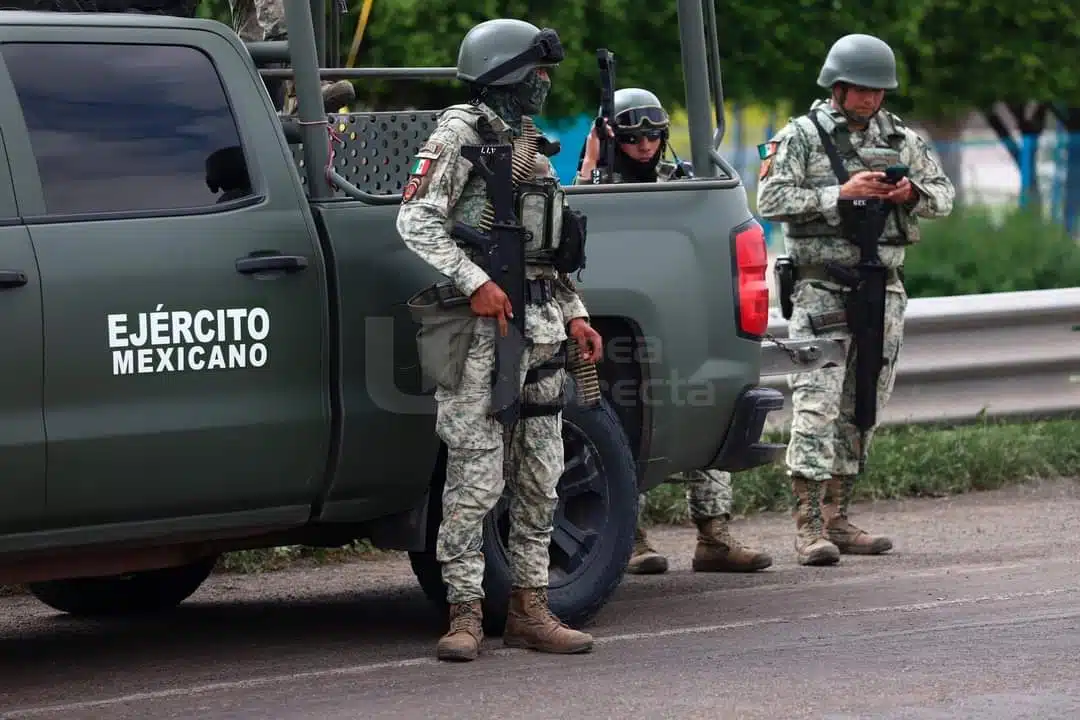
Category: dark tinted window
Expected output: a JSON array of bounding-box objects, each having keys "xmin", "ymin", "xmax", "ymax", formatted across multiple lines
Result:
[{"xmin": 1, "ymin": 43, "xmax": 252, "ymax": 216}]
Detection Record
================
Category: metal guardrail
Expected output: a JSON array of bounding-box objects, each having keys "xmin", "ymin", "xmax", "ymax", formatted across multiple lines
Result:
[{"xmin": 760, "ymin": 287, "xmax": 1080, "ymax": 428}]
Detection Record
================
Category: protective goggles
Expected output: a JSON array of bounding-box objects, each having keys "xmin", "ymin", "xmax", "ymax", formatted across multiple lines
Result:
[
  {"xmin": 615, "ymin": 129, "xmax": 666, "ymax": 144},
  {"xmin": 613, "ymin": 105, "xmax": 669, "ymax": 131},
  {"xmin": 474, "ymin": 28, "xmax": 565, "ymax": 85}
]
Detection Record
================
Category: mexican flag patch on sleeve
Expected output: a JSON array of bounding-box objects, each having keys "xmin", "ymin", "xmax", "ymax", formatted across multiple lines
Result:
[{"xmin": 409, "ymin": 157, "xmax": 432, "ymax": 176}]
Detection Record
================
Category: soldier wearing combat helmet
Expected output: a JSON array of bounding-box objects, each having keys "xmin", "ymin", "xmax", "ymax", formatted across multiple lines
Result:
[
  {"xmin": 576, "ymin": 88, "xmax": 691, "ymax": 183},
  {"xmin": 757, "ymin": 34, "xmax": 954, "ymax": 566},
  {"xmin": 577, "ymin": 88, "xmax": 772, "ymax": 576},
  {"xmin": 397, "ymin": 19, "xmax": 602, "ymax": 662}
]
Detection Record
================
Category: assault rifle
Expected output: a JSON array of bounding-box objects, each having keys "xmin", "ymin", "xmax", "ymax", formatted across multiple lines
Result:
[
  {"xmin": 824, "ymin": 197, "xmax": 891, "ymax": 460},
  {"xmin": 450, "ymin": 143, "xmax": 527, "ymax": 427},
  {"xmin": 592, "ymin": 48, "xmax": 617, "ymax": 184}
]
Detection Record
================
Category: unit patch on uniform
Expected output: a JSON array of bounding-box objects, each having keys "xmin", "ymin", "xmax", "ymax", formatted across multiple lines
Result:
[
  {"xmin": 758, "ymin": 141, "xmax": 779, "ymax": 180},
  {"xmin": 402, "ymin": 175, "xmax": 422, "ymax": 202},
  {"xmin": 417, "ymin": 140, "xmax": 445, "ymax": 158}
]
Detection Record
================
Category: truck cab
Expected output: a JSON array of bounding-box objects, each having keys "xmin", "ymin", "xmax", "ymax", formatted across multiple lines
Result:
[{"xmin": 0, "ymin": 0, "xmax": 829, "ymax": 631}]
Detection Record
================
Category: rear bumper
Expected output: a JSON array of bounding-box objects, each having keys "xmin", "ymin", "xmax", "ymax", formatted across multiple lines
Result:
[{"xmin": 707, "ymin": 386, "xmax": 786, "ymax": 472}]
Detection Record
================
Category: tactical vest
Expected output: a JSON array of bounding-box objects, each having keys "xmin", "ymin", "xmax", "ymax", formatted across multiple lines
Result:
[
  {"xmin": 442, "ymin": 103, "xmax": 565, "ymax": 265},
  {"xmin": 786, "ymin": 105, "xmax": 917, "ymax": 246}
]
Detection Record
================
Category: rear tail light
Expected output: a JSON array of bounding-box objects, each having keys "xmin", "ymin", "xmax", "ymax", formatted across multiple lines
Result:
[{"xmin": 732, "ymin": 220, "xmax": 769, "ymax": 338}]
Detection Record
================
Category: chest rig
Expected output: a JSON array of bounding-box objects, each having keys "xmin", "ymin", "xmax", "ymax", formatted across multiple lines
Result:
[
  {"xmin": 788, "ymin": 106, "xmax": 911, "ymax": 246},
  {"xmin": 468, "ymin": 116, "xmax": 565, "ymax": 265}
]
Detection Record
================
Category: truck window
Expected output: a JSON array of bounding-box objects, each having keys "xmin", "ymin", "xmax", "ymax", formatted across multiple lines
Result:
[{"xmin": 0, "ymin": 42, "xmax": 253, "ymax": 217}]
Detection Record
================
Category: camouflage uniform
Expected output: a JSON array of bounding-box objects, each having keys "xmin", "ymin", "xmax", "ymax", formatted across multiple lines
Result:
[
  {"xmin": 397, "ymin": 18, "xmax": 594, "ymax": 662},
  {"xmin": 576, "ymin": 87, "xmax": 771, "ymax": 575},
  {"xmin": 757, "ymin": 34, "xmax": 955, "ymax": 565},
  {"xmin": 228, "ymin": 0, "xmax": 286, "ymax": 43},
  {"xmin": 228, "ymin": 0, "xmax": 355, "ymax": 112}
]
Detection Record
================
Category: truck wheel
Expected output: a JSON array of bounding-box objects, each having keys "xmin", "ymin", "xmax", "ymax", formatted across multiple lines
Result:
[
  {"xmin": 409, "ymin": 383, "xmax": 638, "ymax": 635},
  {"xmin": 27, "ymin": 556, "xmax": 218, "ymax": 618}
]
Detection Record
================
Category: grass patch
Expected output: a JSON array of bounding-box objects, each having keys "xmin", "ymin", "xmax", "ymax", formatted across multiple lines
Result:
[
  {"xmin": 643, "ymin": 416, "xmax": 1080, "ymax": 525},
  {"xmin": 215, "ymin": 539, "xmax": 396, "ymax": 574}
]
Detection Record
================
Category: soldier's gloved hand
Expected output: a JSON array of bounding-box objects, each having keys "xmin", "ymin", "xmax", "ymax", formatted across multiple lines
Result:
[
  {"xmin": 569, "ymin": 318, "xmax": 603, "ymax": 364},
  {"xmin": 470, "ymin": 280, "xmax": 514, "ymax": 337},
  {"xmin": 839, "ymin": 170, "xmax": 893, "ymax": 199}
]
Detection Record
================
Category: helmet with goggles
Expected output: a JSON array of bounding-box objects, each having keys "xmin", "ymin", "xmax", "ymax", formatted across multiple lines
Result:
[
  {"xmin": 456, "ymin": 19, "xmax": 564, "ymax": 86},
  {"xmin": 608, "ymin": 88, "xmax": 670, "ymax": 131}
]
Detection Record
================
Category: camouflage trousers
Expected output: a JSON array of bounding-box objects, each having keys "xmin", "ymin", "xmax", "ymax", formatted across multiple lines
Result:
[
  {"xmin": 434, "ymin": 329, "xmax": 565, "ymax": 604},
  {"xmin": 785, "ymin": 281, "xmax": 906, "ymax": 479},
  {"xmin": 228, "ymin": 0, "xmax": 286, "ymax": 42},
  {"xmin": 648, "ymin": 469, "xmax": 733, "ymax": 523}
]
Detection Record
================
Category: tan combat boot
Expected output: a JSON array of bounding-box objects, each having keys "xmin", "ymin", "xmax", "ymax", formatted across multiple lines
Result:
[
  {"xmin": 791, "ymin": 475, "xmax": 841, "ymax": 566},
  {"xmin": 436, "ymin": 600, "xmax": 484, "ymax": 662},
  {"xmin": 822, "ymin": 475, "xmax": 893, "ymax": 554},
  {"xmin": 626, "ymin": 524, "xmax": 669, "ymax": 574},
  {"xmin": 503, "ymin": 587, "xmax": 594, "ymax": 654},
  {"xmin": 692, "ymin": 516, "xmax": 773, "ymax": 572}
]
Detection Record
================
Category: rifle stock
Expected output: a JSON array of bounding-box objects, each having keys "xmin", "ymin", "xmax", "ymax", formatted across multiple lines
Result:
[
  {"xmin": 454, "ymin": 143, "xmax": 527, "ymax": 427},
  {"xmin": 593, "ymin": 48, "xmax": 616, "ymax": 184}
]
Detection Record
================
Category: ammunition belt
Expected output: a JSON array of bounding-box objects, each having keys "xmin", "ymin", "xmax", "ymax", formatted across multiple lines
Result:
[
  {"xmin": 796, "ymin": 264, "xmax": 904, "ymax": 285},
  {"xmin": 475, "ymin": 117, "xmax": 539, "ymax": 235}
]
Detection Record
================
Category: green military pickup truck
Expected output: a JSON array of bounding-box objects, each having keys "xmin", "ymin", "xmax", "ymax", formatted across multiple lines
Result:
[{"xmin": 0, "ymin": 0, "xmax": 829, "ymax": 631}]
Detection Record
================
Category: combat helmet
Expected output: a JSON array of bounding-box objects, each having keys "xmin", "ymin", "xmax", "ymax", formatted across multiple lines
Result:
[
  {"xmin": 456, "ymin": 19, "xmax": 564, "ymax": 86},
  {"xmin": 609, "ymin": 88, "xmax": 670, "ymax": 131},
  {"xmin": 816, "ymin": 34, "xmax": 898, "ymax": 90}
]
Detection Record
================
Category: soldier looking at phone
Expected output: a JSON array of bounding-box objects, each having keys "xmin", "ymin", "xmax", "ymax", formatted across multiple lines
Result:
[{"xmin": 756, "ymin": 33, "xmax": 954, "ymax": 567}]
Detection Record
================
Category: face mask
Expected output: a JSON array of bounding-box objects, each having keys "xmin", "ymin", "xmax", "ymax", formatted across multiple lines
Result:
[{"xmin": 515, "ymin": 69, "xmax": 551, "ymax": 114}]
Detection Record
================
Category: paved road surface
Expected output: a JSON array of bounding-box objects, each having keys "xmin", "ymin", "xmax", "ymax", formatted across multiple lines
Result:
[{"xmin": 3, "ymin": 479, "xmax": 1079, "ymax": 719}]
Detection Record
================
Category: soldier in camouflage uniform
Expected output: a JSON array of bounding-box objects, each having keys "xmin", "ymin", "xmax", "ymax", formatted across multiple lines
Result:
[
  {"xmin": 228, "ymin": 0, "xmax": 356, "ymax": 113},
  {"xmin": 396, "ymin": 19, "xmax": 603, "ymax": 662},
  {"xmin": 757, "ymin": 34, "xmax": 954, "ymax": 566},
  {"xmin": 576, "ymin": 88, "xmax": 772, "ymax": 575}
]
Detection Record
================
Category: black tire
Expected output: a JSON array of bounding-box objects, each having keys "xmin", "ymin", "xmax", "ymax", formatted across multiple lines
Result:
[
  {"xmin": 409, "ymin": 381, "xmax": 638, "ymax": 635},
  {"xmin": 27, "ymin": 556, "xmax": 218, "ymax": 618}
]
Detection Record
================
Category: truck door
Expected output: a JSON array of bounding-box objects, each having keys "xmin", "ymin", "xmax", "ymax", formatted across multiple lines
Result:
[
  {"xmin": 0, "ymin": 122, "xmax": 45, "ymax": 533},
  {"xmin": 0, "ymin": 33, "xmax": 332, "ymax": 529}
]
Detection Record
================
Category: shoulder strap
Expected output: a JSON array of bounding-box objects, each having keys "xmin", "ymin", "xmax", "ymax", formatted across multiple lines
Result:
[
  {"xmin": 807, "ymin": 112, "xmax": 851, "ymax": 184},
  {"xmin": 876, "ymin": 111, "xmax": 906, "ymax": 152}
]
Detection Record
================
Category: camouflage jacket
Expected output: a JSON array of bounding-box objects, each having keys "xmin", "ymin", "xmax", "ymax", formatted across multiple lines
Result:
[
  {"xmin": 395, "ymin": 102, "xmax": 588, "ymax": 345},
  {"xmin": 756, "ymin": 99, "xmax": 955, "ymax": 274}
]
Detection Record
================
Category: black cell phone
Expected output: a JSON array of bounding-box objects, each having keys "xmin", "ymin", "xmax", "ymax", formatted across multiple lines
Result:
[{"xmin": 884, "ymin": 164, "xmax": 909, "ymax": 184}]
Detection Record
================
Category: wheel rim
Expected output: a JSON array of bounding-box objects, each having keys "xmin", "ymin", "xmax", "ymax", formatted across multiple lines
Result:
[{"xmin": 491, "ymin": 419, "xmax": 609, "ymax": 590}]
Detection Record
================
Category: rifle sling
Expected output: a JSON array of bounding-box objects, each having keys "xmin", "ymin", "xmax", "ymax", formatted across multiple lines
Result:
[{"xmin": 808, "ymin": 113, "xmax": 850, "ymax": 184}]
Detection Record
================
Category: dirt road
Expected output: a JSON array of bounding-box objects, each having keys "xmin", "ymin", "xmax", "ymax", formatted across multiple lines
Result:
[{"xmin": 2, "ymin": 479, "xmax": 1079, "ymax": 719}]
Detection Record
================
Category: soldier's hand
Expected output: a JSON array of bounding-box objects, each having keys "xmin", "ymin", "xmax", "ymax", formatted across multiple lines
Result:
[
  {"xmin": 470, "ymin": 281, "xmax": 514, "ymax": 337},
  {"xmin": 583, "ymin": 118, "xmax": 615, "ymax": 165},
  {"xmin": 884, "ymin": 176, "xmax": 917, "ymax": 204},
  {"xmin": 569, "ymin": 318, "xmax": 603, "ymax": 364},
  {"xmin": 839, "ymin": 171, "xmax": 893, "ymax": 199}
]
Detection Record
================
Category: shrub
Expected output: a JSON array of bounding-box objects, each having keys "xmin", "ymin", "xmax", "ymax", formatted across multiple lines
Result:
[{"xmin": 903, "ymin": 205, "xmax": 1080, "ymax": 298}]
